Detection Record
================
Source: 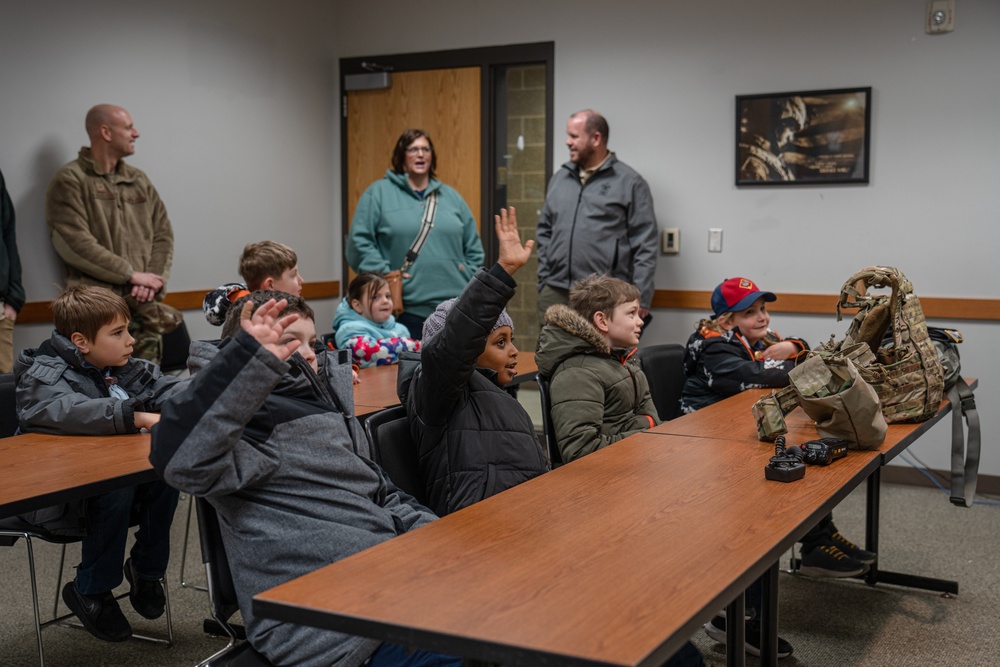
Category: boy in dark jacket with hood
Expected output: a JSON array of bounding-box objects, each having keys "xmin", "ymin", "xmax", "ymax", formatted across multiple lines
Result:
[
  {"xmin": 400, "ymin": 207, "xmax": 548, "ymax": 517},
  {"xmin": 14, "ymin": 285, "xmax": 183, "ymax": 643},
  {"xmin": 150, "ymin": 291, "xmax": 461, "ymax": 667}
]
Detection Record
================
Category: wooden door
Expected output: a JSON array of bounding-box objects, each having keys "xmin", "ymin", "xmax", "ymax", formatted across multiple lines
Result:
[{"xmin": 345, "ymin": 68, "xmax": 481, "ymax": 236}]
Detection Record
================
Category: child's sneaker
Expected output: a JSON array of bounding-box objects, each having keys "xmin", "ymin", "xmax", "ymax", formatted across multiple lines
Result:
[
  {"xmin": 799, "ymin": 543, "xmax": 868, "ymax": 577},
  {"xmin": 704, "ymin": 615, "xmax": 793, "ymax": 659},
  {"xmin": 829, "ymin": 531, "xmax": 877, "ymax": 564}
]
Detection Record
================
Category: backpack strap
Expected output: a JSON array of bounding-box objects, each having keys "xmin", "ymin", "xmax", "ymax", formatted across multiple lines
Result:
[{"xmin": 948, "ymin": 378, "xmax": 980, "ymax": 508}]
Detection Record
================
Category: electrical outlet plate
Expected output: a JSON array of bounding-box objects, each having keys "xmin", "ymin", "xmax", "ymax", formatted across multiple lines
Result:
[
  {"xmin": 662, "ymin": 227, "xmax": 680, "ymax": 254},
  {"xmin": 926, "ymin": 0, "xmax": 954, "ymax": 33},
  {"xmin": 708, "ymin": 228, "xmax": 723, "ymax": 253}
]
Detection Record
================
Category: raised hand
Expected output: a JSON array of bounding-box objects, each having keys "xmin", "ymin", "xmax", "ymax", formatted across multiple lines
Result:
[
  {"xmin": 495, "ymin": 206, "xmax": 534, "ymax": 277},
  {"xmin": 239, "ymin": 298, "xmax": 302, "ymax": 361}
]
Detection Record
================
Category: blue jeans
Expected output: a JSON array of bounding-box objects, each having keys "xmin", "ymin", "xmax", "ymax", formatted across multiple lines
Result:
[
  {"xmin": 367, "ymin": 642, "xmax": 463, "ymax": 666},
  {"xmin": 75, "ymin": 481, "xmax": 179, "ymax": 595}
]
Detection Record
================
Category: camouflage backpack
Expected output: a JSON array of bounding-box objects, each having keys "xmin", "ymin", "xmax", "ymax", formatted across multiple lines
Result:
[
  {"xmin": 752, "ymin": 266, "xmax": 943, "ymax": 443},
  {"xmin": 819, "ymin": 266, "xmax": 944, "ymax": 423}
]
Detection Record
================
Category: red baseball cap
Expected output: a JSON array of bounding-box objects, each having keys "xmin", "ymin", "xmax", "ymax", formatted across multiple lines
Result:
[{"xmin": 711, "ymin": 277, "xmax": 776, "ymax": 318}]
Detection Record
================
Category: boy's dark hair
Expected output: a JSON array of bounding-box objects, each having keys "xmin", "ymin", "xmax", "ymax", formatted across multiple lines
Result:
[
  {"xmin": 348, "ymin": 272, "xmax": 388, "ymax": 310},
  {"xmin": 390, "ymin": 129, "xmax": 437, "ymax": 179},
  {"xmin": 239, "ymin": 241, "xmax": 298, "ymax": 292},
  {"xmin": 221, "ymin": 290, "xmax": 315, "ymax": 339},
  {"xmin": 568, "ymin": 274, "xmax": 641, "ymax": 326},
  {"xmin": 52, "ymin": 285, "xmax": 131, "ymax": 341}
]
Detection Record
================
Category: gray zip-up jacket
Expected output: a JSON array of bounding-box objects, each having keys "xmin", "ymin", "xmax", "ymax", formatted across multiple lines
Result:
[
  {"xmin": 536, "ymin": 154, "xmax": 659, "ymax": 307},
  {"xmin": 13, "ymin": 331, "xmax": 183, "ymax": 434},
  {"xmin": 151, "ymin": 332, "xmax": 436, "ymax": 667}
]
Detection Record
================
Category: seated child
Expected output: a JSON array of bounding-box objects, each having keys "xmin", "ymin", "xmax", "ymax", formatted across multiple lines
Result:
[
  {"xmin": 203, "ymin": 240, "xmax": 304, "ymax": 325},
  {"xmin": 681, "ymin": 276, "xmax": 874, "ymax": 659},
  {"xmin": 535, "ymin": 274, "xmax": 705, "ymax": 667},
  {"xmin": 535, "ymin": 274, "xmax": 659, "ymax": 463},
  {"xmin": 333, "ymin": 271, "xmax": 420, "ymax": 368},
  {"xmin": 14, "ymin": 286, "xmax": 184, "ymax": 643},
  {"xmin": 399, "ymin": 207, "xmax": 548, "ymax": 517},
  {"xmin": 151, "ymin": 291, "xmax": 462, "ymax": 667}
]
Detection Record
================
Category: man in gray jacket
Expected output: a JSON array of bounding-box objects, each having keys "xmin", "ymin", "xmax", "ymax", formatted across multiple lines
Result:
[{"xmin": 536, "ymin": 109, "xmax": 659, "ymax": 322}]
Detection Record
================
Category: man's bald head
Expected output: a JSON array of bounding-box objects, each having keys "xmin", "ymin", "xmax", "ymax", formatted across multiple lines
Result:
[
  {"xmin": 84, "ymin": 105, "xmax": 139, "ymax": 168},
  {"xmin": 85, "ymin": 105, "xmax": 125, "ymax": 140}
]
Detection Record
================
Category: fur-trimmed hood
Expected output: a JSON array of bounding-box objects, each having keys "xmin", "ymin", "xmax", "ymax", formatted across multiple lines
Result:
[{"xmin": 536, "ymin": 303, "xmax": 636, "ymax": 376}]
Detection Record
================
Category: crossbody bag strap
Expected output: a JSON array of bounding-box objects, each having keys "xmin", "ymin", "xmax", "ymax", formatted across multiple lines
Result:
[
  {"xmin": 400, "ymin": 191, "xmax": 439, "ymax": 273},
  {"xmin": 948, "ymin": 378, "xmax": 980, "ymax": 508}
]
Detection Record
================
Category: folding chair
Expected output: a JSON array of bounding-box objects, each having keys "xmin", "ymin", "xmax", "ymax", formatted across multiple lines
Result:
[
  {"xmin": 195, "ymin": 497, "xmax": 274, "ymax": 667},
  {"xmin": 535, "ymin": 374, "xmax": 563, "ymax": 467},
  {"xmin": 363, "ymin": 405, "xmax": 427, "ymax": 503}
]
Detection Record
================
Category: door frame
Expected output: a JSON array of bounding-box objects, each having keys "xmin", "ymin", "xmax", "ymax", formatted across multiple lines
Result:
[{"xmin": 339, "ymin": 42, "xmax": 555, "ymax": 285}]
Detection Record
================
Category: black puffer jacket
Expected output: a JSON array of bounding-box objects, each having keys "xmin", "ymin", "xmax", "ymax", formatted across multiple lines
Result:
[
  {"xmin": 680, "ymin": 321, "xmax": 808, "ymax": 414},
  {"xmin": 399, "ymin": 265, "xmax": 548, "ymax": 516}
]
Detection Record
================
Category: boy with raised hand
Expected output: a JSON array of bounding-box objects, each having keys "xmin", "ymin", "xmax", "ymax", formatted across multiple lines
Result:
[
  {"xmin": 14, "ymin": 285, "xmax": 184, "ymax": 643},
  {"xmin": 535, "ymin": 274, "xmax": 659, "ymax": 463},
  {"xmin": 202, "ymin": 240, "xmax": 305, "ymax": 326},
  {"xmin": 150, "ymin": 292, "xmax": 462, "ymax": 667},
  {"xmin": 400, "ymin": 207, "xmax": 548, "ymax": 517}
]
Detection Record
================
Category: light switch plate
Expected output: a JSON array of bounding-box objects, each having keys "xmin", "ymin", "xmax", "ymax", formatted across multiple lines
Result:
[
  {"xmin": 662, "ymin": 227, "xmax": 680, "ymax": 254},
  {"xmin": 708, "ymin": 228, "xmax": 723, "ymax": 253}
]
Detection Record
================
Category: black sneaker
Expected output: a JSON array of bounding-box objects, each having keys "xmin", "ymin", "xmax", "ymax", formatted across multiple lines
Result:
[
  {"xmin": 799, "ymin": 543, "xmax": 868, "ymax": 578},
  {"xmin": 829, "ymin": 531, "xmax": 877, "ymax": 565},
  {"xmin": 124, "ymin": 557, "xmax": 166, "ymax": 620},
  {"xmin": 704, "ymin": 615, "xmax": 793, "ymax": 659},
  {"xmin": 62, "ymin": 581, "xmax": 132, "ymax": 642}
]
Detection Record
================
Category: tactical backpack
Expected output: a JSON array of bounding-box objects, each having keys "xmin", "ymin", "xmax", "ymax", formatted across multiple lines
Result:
[{"xmin": 820, "ymin": 266, "xmax": 944, "ymax": 423}]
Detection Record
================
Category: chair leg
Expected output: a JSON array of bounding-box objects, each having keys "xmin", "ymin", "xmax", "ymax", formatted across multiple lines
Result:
[
  {"xmin": 179, "ymin": 495, "xmax": 207, "ymax": 591},
  {"xmin": 52, "ymin": 544, "xmax": 68, "ymax": 618},
  {"xmin": 0, "ymin": 530, "xmax": 48, "ymax": 666}
]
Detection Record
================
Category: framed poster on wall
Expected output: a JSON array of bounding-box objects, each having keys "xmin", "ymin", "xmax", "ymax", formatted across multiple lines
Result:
[{"xmin": 736, "ymin": 87, "xmax": 871, "ymax": 186}]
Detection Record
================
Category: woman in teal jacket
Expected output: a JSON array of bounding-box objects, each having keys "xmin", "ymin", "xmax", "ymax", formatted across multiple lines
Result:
[{"xmin": 346, "ymin": 129, "xmax": 484, "ymax": 338}]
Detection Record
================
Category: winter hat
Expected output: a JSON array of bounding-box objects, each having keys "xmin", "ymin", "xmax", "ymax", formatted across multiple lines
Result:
[
  {"xmin": 711, "ymin": 277, "xmax": 776, "ymax": 318},
  {"xmin": 422, "ymin": 298, "xmax": 514, "ymax": 342}
]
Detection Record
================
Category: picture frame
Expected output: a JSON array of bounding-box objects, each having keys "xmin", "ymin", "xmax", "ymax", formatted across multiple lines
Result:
[{"xmin": 735, "ymin": 87, "xmax": 871, "ymax": 186}]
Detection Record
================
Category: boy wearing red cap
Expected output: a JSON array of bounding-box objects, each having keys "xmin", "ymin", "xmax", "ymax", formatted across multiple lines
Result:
[
  {"xmin": 681, "ymin": 277, "xmax": 874, "ymax": 660},
  {"xmin": 679, "ymin": 276, "xmax": 808, "ymax": 414}
]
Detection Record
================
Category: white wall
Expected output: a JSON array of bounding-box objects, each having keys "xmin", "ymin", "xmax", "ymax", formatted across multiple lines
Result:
[
  {"xmin": 1, "ymin": 0, "xmax": 995, "ymax": 478},
  {"xmin": 334, "ymin": 0, "xmax": 998, "ymax": 478},
  {"xmin": 2, "ymin": 0, "xmax": 340, "ymax": 347}
]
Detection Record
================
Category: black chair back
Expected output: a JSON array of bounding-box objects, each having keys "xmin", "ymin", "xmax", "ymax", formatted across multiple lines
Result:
[
  {"xmin": 160, "ymin": 321, "xmax": 192, "ymax": 374},
  {"xmin": 195, "ymin": 497, "xmax": 276, "ymax": 666},
  {"xmin": 636, "ymin": 343, "xmax": 687, "ymax": 421},
  {"xmin": 195, "ymin": 497, "xmax": 241, "ymax": 627},
  {"xmin": 363, "ymin": 405, "xmax": 427, "ymax": 504},
  {"xmin": 535, "ymin": 374, "xmax": 563, "ymax": 467},
  {"xmin": 0, "ymin": 372, "xmax": 18, "ymax": 437}
]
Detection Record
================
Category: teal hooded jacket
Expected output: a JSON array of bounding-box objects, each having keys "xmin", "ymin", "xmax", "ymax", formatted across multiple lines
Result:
[{"xmin": 346, "ymin": 170, "xmax": 484, "ymax": 318}]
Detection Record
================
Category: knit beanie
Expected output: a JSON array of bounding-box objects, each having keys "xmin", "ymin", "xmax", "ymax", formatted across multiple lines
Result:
[{"xmin": 422, "ymin": 298, "xmax": 514, "ymax": 342}]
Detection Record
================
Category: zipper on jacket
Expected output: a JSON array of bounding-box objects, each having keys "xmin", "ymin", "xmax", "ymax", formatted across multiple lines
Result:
[{"xmin": 568, "ymin": 186, "xmax": 584, "ymax": 286}]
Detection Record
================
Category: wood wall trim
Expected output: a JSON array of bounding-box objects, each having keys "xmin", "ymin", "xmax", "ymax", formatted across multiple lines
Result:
[
  {"xmin": 16, "ymin": 284, "xmax": 996, "ymax": 325},
  {"xmin": 650, "ymin": 290, "xmax": 1000, "ymax": 322},
  {"xmin": 14, "ymin": 281, "xmax": 341, "ymax": 325}
]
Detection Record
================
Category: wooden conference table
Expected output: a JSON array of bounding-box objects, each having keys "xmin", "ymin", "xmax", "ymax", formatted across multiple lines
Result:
[
  {"xmin": 256, "ymin": 384, "xmax": 958, "ymax": 667},
  {"xmin": 0, "ymin": 432, "xmax": 155, "ymax": 521},
  {"xmin": 353, "ymin": 351, "xmax": 538, "ymax": 417}
]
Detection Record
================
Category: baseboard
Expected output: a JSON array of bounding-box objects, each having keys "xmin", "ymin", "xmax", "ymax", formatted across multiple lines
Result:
[{"xmin": 882, "ymin": 465, "xmax": 1000, "ymax": 496}]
